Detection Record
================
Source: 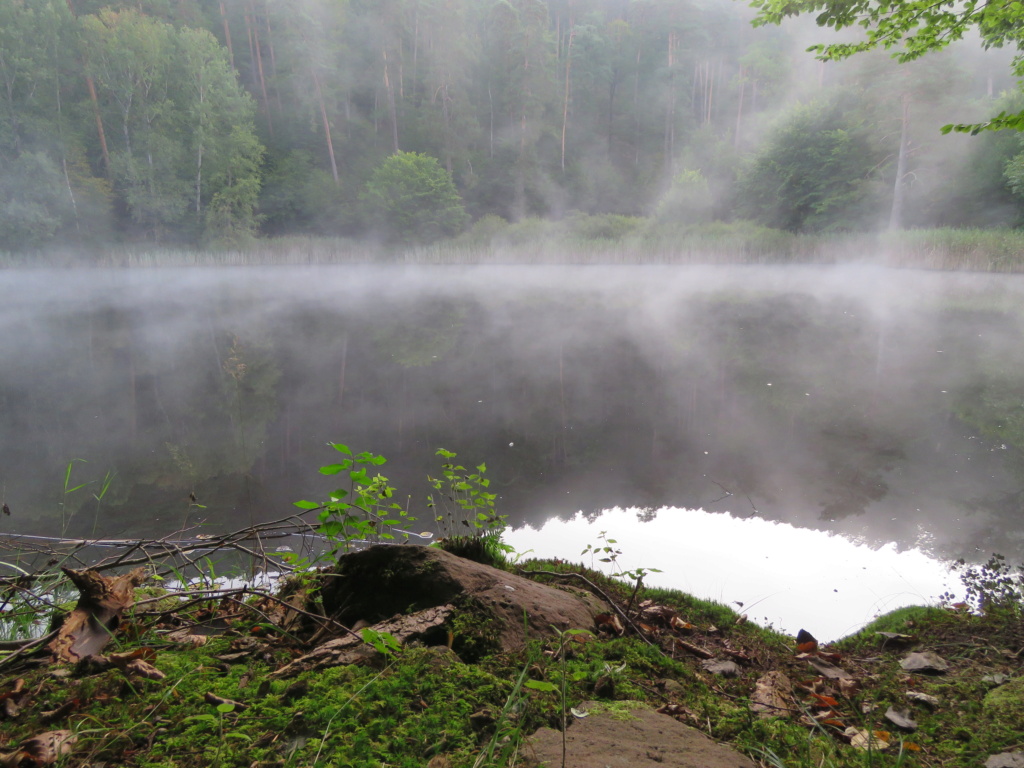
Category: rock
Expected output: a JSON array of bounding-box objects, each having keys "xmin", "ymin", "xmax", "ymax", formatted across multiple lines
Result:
[
  {"xmin": 805, "ymin": 656, "xmax": 853, "ymax": 679},
  {"xmin": 701, "ymin": 659, "xmax": 741, "ymax": 678},
  {"xmin": 884, "ymin": 706, "xmax": 918, "ymax": 731},
  {"xmin": 318, "ymin": 545, "xmax": 607, "ymax": 652},
  {"xmin": 522, "ymin": 700, "xmax": 758, "ymax": 768},
  {"xmin": 659, "ymin": 678, "xmax": 686, "ymax": 696},
  {"xmin": 876, "ymin": 632, "xmax": 916, "ymax": 648},
  {"xmin": 986, "ymin": 752, "xmax": 1024, "ymax": 768},
  {"xmin": 899, "ymin": 651, "xmax": 949, "ymax": 673},
  {"xmin": 906, "ymin": 691, "xmax": 940, "ymax": 709},
  {"xmin": 983, "ymin": 676, "xmax": 1024, "ymax": 730},
  {"xmin": 983, "ymin": 673, "xmax": 1011, "ymax": 687}
]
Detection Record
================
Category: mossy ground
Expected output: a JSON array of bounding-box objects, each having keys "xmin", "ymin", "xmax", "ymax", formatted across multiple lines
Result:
[{"xmin": 0, "ymin": 558, "xmax": 1020, "ymax": 768}]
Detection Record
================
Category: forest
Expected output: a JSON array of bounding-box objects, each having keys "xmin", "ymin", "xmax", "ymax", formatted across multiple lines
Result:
[{"xmin": 3, "ymin": 0, "xmax": 1024, "ymax": 253}]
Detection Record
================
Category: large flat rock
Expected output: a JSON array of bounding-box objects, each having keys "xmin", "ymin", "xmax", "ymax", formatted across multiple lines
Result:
[
  {"xmin": 523, "ymin": 701, "xmax": 758, "ymax": 768},
  {"xmin": 319, "ymin": 544, "xmax": 607, "ymax": 651}
]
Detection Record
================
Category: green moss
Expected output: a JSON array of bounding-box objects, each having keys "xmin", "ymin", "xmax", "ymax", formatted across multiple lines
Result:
[
  {"xmin": 449, "ymin": 596, "xmax": 503, "ymax": 662},
  {"xmin": 983, "ymin": 677, "xmax": 1024, "ymax": 730}
]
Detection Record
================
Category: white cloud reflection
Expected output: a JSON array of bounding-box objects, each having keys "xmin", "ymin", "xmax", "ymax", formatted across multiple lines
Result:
[{"xmin": 505, "ymin": 506, "xmax": 957, "ymax": 642}]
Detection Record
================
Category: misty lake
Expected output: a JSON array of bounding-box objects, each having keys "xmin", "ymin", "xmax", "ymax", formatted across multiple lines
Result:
[{"xmin": 3, "ymin": 263, "xmax": 1023, "ymax": 638}]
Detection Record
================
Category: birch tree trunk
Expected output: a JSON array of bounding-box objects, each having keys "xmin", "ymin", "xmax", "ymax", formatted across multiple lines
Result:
[{"xmin": 888, "ymin": 93, "xmax": 910, "ymax": 231}]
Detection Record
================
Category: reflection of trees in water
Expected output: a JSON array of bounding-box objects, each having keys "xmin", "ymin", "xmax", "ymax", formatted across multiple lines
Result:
[{"xmin": 3, "ymin": 278, "xmax": 1024, "ymax": 561}]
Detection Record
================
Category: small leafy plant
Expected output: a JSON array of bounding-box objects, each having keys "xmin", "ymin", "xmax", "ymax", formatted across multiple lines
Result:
[
  {"xmin": 294, "ymin": 443, "xmax": 418, "ymax": 556},
  {"xmin": 949, "ymin": 552, "xmax": 1024, "ymax": 612},
  {"xmin": 581, "ymin": 531, "xmax": 661, "ymax": 604},
  {"xmin": 428, "ymin": 448, "xmax": 503, "ymax": 537},
  {"xmin": 428, "ymin": 449, "xmax": 512, "ymax": 565}
]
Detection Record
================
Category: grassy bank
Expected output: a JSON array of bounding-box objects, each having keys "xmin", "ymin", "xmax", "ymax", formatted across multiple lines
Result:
[
  {"xmin": 0, "ymin": 550, "xmax": 1020, "ymax": 768},
  {"xmin": 5, "ymin": 222, "xmax": 1024, "ymax": 272}
]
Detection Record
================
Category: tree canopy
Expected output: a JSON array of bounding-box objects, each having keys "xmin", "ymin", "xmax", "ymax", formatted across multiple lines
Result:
[
  {"xmin": 0, "ymin": 0, "xmax": 1022, "ymax": 254},
  {"xmin": 748, "ymin": 0, "xmax": 1024, "ymax": 133},
  {"xmin": 362, "ymin": 152, "xmax": 468, "ymax": 244}
]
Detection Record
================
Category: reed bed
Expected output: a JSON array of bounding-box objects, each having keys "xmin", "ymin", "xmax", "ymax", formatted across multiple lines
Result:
[{"xmin": 5, "ymin": 225, "xmax": 1024, "ymax": 271}]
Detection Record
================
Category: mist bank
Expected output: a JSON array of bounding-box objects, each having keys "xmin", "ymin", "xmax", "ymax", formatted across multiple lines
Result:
[{"xmin": 3, "ymin": 264, "xmax": 1024, "ymax": 566}]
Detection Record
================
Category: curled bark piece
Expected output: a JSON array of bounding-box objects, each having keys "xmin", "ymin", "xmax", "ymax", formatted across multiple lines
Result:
[
  {"xmin": 48, "ymin": 567, "xmax": 148, "ymax": 663},
  {"xmin": 0, "ymin": 729, "xmax": 76, "ymax": 766},
  {"xmin": 750, "ymin": 671, "xmax": 795, "ymax": 718}
]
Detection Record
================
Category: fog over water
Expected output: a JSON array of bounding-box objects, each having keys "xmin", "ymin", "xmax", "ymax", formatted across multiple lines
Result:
[{"xmin": 3, "ymin": 264, "xmax": 1024, "ymax": 629}]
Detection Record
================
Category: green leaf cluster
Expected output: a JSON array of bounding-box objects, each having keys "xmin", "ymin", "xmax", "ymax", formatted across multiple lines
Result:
[{"xmin": 294, "ymin": 443, "xmax": 415, "ymax": 556}]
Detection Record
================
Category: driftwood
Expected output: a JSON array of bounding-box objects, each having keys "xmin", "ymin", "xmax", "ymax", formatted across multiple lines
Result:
[
  {"xmin": 48, "ymin": 567, "xmax": 148, "ymax": 663},
  {"xmin": 270, "ymin": 604, "xmax": 456, "ymax": 678}
]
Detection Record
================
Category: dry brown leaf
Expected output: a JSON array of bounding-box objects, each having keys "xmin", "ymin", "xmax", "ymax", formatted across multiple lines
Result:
[
  {"xmin": 125, "ymin": 659, "xmax": 167, "ymax": 681},
  {"xmin": 166, "ymin": 628, "xmax": 209, "ymax": 647},
  {"xmin": 810, "ymin": 693, "xmax": 840, "ymax": 708},
  {"xmin": 845, "ymin": 727, "xmax": 890, "ymax": 751},
  {"xmin": 669, "ymin": 615, "xmax": 693, "ymax": 633},
  {"xmin": 838, "ymin": 678, "xmax": 861, "ymax": 698},
  {"xmin": 594, "ymin": 613, "xmax": 625, "ymax": 636}
]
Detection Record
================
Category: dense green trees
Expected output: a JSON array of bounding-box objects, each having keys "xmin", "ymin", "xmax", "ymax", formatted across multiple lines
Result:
[
  {"xmin": 735, "ymin": 96, "xmax": 889, "ymax": 232},
  {"xmin": 0, "ymin": 0, "xmax": 1022, "ymax": 253},
  {"xmin": 80, "ymin": 10, "xmax": 261, "ymax": 241},
  {"xmin": 363, "ymin": 151, "xmax": 468, "ymax": 243}
]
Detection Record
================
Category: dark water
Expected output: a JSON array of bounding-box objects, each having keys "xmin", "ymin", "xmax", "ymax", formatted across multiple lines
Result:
[{"xmin": 2, "ymin": 264, "xmax": 1023, "ymax": 571}]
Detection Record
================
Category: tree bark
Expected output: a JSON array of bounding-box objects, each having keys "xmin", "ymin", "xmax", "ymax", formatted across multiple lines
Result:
[
  {"xmin": 888, "ymin": 93, "xmax": 910, "ymax": 231},
  {"xmin": 248, "ymin": 0, "xmax": 272, "ymax": 136},
  {"xmin": 383, "ymin": 47, "xmax": 400, "ymax": 153},
  {"xmin": 312, "ymin": 68, "xmax": 339, "ymax": 185},
  {"xmin": 560, "ymin": 25, "xmax": 575, "ymax": 172},
  {"xmin": 219, "ymin": 1, "xmax": 234, "ymax": 68}
]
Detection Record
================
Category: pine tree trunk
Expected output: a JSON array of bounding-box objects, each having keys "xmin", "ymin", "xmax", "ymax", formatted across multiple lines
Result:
[
  {"xmin": 312, "ymin": 69, "xmax": 339, "ymax": 185},
  {"xmin": 383, "ymin": 47, "xmax": 400, "ymax": 153},
  {"xmin": 219, "ymin": 1, "xmax": 234, "ymax": 68},
  {"xmin": 248, "ymin": 0, "xmax": 272, "ymax": 136},
  {"xmin": 560, "ymin": 26, "xmax": 575, "ymax": 173}
]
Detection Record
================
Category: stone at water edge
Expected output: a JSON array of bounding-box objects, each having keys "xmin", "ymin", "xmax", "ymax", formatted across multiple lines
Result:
[{"xmin": 316, "ymin": 544, "xmax": 609, "ymax": 651}]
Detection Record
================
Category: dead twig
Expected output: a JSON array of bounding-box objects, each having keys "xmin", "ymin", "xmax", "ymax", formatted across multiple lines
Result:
[{"xmin": 516, "ymin": 568, "xmax": 655, "ymax": 646}]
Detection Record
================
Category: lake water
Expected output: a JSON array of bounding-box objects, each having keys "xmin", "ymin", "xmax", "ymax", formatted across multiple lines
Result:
[{"xmin": 2, "ymin": 264, "xmax": 1022, "ymax": 637}]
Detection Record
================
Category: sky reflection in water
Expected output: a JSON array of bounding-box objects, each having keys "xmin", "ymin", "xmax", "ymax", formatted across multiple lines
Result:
[{"xmin": 505, "ymin": 506, "xmax": 956, "ymax": 642}]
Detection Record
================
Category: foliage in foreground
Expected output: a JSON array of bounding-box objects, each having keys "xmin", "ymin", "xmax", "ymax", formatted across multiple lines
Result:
[{"xmin": 0, "ymin": 550, "xmax": 1020, "ymax": 768}]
